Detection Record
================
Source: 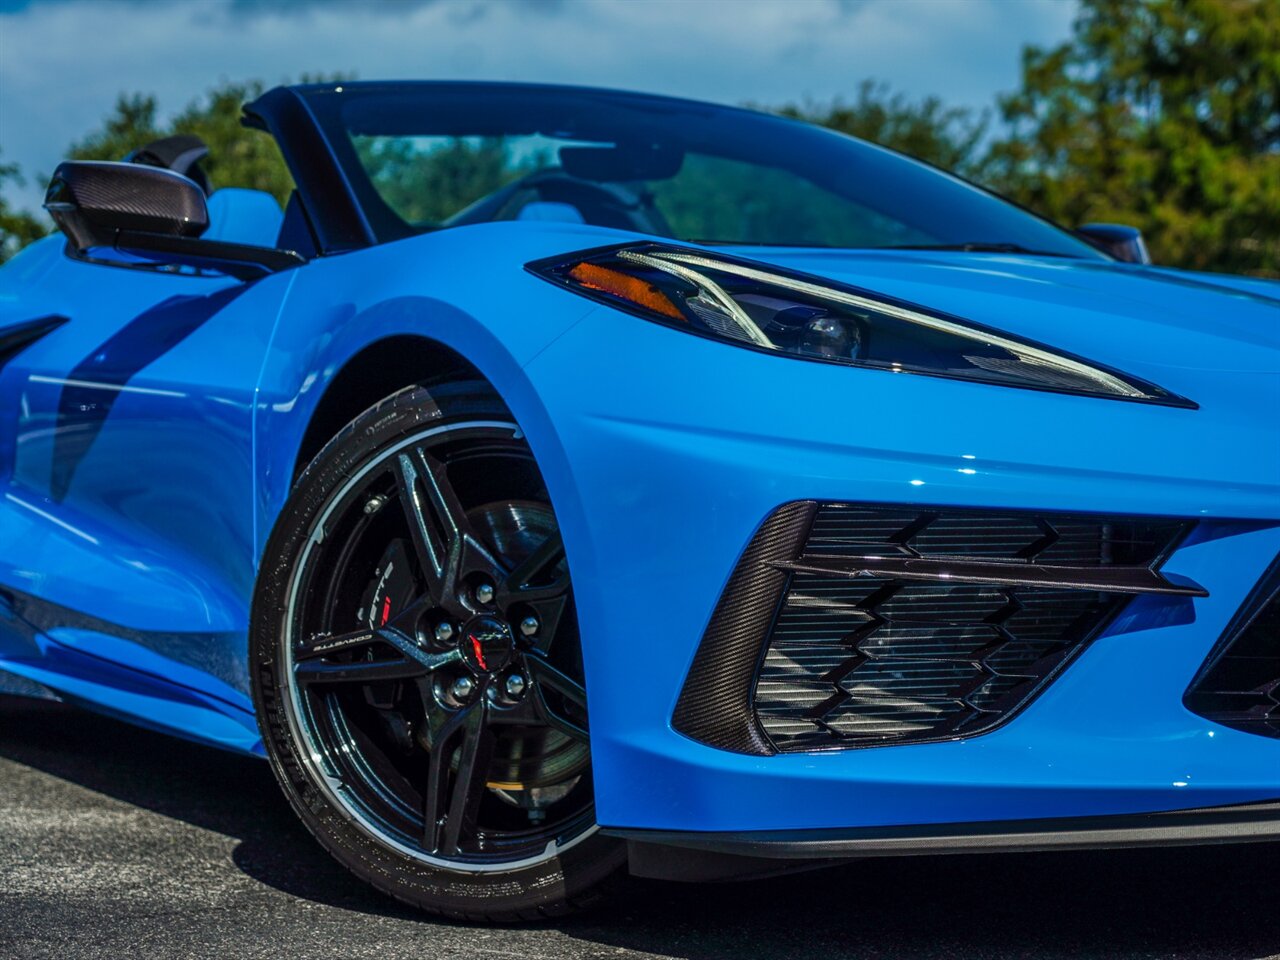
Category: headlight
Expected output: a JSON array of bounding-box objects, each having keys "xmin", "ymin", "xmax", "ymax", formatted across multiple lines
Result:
[{"xmin": 527, "ymin": 243, "xmax": 1191, "ymax": 407}]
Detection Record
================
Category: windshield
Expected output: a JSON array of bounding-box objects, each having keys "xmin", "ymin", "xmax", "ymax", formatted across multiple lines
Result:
[{"xmin": 300, "ymin": 83, "xmax": 1103, "ymax": 258}]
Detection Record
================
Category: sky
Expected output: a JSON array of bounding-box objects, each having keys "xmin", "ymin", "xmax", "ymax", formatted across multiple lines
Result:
[{"xmin": 0, "ymin": 0, "xmax": 1078, "ymax": 212}]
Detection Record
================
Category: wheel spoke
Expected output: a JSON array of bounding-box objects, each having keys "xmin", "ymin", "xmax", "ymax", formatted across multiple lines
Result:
[
  {"xmin": 295, "ymin": 657, "xmax": 426, "ymax": 685},
  {"xmin": 294, "ymin": 627, "xmax": 461, "ymax": 685},
  {"xmin": 295, "ymin": 628, "xmax": 383, "ymax": 661},
  {"xmin": 526, "ymin": 657, "xmax": 589, "ymax": 742},
  {"xmin": 522, "ymin": 595, "xmax": 569, "ymax": 657},
  {"xmin": 484, "ymin": 687, "xmax": 546, "ymax": 728},
  {"xmin": 502, "ymin": 531, "xmax": 569, "ymax": 604},
  {"xmin": 379, "ymin": 594, "xmax": 433, "ymax": 638},
  {"xmin": 394, "ymin": 449, "xmax": 453, "ymax": 597},
  {"xmin": 501, "ymin": 531, "xmax": 571, "ymax": 656},
  {"xmin": 421, "ymin": 696, "xmax": 494, "ymax": 856},
  {"xmin": 395, "ymin": 447, "xmax": 504, "ymax": 612}
]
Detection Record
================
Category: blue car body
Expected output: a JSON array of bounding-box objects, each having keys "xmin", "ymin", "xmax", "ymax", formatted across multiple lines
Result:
[{"xmin": 1, "ymin": 82, "xmax": 1278, "ymax": 851}]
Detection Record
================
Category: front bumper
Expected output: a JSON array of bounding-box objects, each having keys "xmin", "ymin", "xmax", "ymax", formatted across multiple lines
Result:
[
  {"xmin": 614, "ymin": 799, "xmax": 1280, "ymax": 881},
  {"xmin": 519, "ymin": 305, "xmax": 1280, "ymax": 834}
]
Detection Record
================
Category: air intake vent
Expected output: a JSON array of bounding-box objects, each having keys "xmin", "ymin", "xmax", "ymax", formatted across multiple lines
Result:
[
  {"xmin": 1184, "ymin": 559, "xmax": 1280, "ymax": 739},
  {"xmin": 672, "ymin": 502, "xmax": 1196, "ymax": 755},
  {"xmin": 757, "ymin": 573, "xmax": 1125, "ymax": 749},
  {"xmin": 805, "ymin": 506, "xmax": 1182, "ymax": 566},
  {"xmin": 0, "ymin": 315, "xmax": 67, "ymax": 370}
]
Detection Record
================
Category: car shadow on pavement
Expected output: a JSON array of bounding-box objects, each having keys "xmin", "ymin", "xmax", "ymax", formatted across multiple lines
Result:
[
  {"xmin": 0, "ymin": 697, "xmax": 414, "ymax": 918},
  {"xmin": 2, "ymin": 696, "xmax": 1278, "ymax": 960}
]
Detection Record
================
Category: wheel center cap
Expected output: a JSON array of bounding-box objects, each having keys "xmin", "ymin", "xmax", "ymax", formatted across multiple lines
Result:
[{"xmin": 460, "ymin": 615, "xmax": 514, "ymax": 674}]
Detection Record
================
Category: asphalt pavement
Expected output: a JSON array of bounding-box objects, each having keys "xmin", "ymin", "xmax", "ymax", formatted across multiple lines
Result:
[{"xmin": 0, "ymin": 696, "xmax": 1277, "ymax": 960}]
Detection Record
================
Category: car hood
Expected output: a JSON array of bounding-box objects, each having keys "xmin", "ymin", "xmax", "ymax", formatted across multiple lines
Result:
[{"xmin": 724, "ymin": 247, "xmax": 1280, "ymax": 381}]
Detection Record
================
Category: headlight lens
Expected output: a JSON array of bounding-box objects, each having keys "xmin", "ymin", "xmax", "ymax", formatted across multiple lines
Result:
[{"xmin": 527, "ymin": 243, "xmax": 1190, "ymax": 406}]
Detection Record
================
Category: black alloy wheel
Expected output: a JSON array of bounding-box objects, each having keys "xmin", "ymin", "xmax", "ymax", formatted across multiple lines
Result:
[{"xmin": 252, "ymin": 383, "xmax": 625, "ymax": 920}]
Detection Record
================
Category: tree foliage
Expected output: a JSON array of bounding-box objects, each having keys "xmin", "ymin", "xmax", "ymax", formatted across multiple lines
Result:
[
  {"xmin": 0, "ymin": 152, "xmax": 49, "ymax": 263},
  {"xmin": 774, "ymin": 79, "xmax": 991, "ymax": 179},
  {"xmin": 3, "ymin": 5, "xmax": 1278, "ymax": 276},
  {"xmin": 986, "ymin": 0, "xmax": 1280, "ymax": 276},
  {"xmin": 67, "ymin": 83, "xmax": 294, "ymax": 205},
  {"xmin": 65, "ymin": 92, "xmax": 163, "ymax": 166},
  {"xmin": 353, "ymin": 135, "xmax": 530, "ymax": 226}
]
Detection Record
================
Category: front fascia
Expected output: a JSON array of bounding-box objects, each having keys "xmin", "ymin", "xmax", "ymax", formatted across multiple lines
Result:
[{"xmin": 521, "ymin": 303, "xmax": 1280, "ymax": 833}]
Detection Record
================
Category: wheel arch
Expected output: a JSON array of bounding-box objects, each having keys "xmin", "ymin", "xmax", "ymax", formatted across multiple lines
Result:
[{"xmin": 291, "ymin": 333, "xmax": 486, "ymax": 484}]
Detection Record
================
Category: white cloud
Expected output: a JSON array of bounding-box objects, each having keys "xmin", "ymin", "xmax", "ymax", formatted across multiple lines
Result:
[{"xmin": 0, "ymin": 0, "xmax": 1076, "ymax": 210}]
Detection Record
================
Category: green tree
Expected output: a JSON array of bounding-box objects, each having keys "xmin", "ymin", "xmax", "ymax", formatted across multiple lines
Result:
[
  {"xmin": 69, "ymin": 83, "xmax": 294, "ymax": 205},
  {"xmin": 66, "ymin": 92, "xmax": 164, "ymax": 165},
  {"xmin": 353, "ymin": 135, "xmax": 530, "ymax": 226},
  {"xmin": 168, "ymin": 81, "xmax": 296, "ymax": 203},
  {"xmin": 0, "ymin": 153, "xmax": 49, "ymax": 264},
  {"xmin": 987, "ymin": 0, "xmax": 1280, "ymax": 276},
  {"xmin": 773, "ymin": 80, "xmax": 991, "ymax": 179}
]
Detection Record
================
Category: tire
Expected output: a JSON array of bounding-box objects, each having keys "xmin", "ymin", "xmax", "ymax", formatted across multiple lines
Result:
[{"xmin": 251, "ymin": 383, "xmax": 626, "ymax": 921}]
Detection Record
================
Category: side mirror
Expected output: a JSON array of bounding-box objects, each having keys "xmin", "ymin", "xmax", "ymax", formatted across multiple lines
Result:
[
  {"xmin": 1076, "ymin": 223, "xmax": 1151, "ymax": 265},
  {"xmin": 45, "ymin": 160, "xmax": 209, "ymax": 250},
  {"xmin": 44, "ymin": 160, "xmax": 303, "ymax": 280}
]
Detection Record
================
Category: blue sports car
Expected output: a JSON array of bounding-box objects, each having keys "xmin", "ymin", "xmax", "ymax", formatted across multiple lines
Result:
[{"xmin": 1, "ymin": 81, "xmax": 1278, "ymax": 921}]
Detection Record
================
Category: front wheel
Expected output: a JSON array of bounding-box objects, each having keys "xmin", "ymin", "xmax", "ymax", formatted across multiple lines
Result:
[{"xmin": 251, "ymin": 384, "xmax": 625, "ymax": 921}]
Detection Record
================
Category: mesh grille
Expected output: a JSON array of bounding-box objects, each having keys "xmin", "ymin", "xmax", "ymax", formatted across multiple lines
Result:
[
  {"xmin": 665, "ymin": 500, "xmax": 1196, "ymax": 755},
  {"xmin": 805, "ymin": 504, "xmax": 1184, "ymax": 566},
  {"xmin": 756, "ymin": 571, "xmax": 1116, "ymax": 750},
  {"xmin": 1184, "ymin": 562, "xmax": 1280, "ymax": 739},
  {"xmin": 754, "ymin": 505, "xmax": 1188, "ymax": 751}
]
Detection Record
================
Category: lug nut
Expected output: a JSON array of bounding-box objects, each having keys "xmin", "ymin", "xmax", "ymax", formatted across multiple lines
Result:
[
  {"xmin": 451, "ymin": 676, "xmax": 475, "ymax": 700},
  {"xmin": 475, "ymin": 582, "xmax": 496, "ymax": 605},
  {"xmin": 505, "ymin": 674, "xmax": 527, "ymax": 698},
  {"xmin": 519, "ymin": 616, "xmax": 539, "ymax": 637},
  {"xmin": 434, "ymin": 622, "xmax": 455, "ymax": 643}
]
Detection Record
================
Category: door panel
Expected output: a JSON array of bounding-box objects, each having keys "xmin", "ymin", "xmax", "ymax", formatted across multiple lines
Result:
[{"xmin": 0, "ymin": 249, "xmax": 293, "ymax": 694}]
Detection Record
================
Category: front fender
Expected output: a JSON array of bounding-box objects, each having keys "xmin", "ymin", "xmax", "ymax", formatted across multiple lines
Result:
[{"xmin": 252, "ymin": 222, "xmax": 629, "ymax": 563}]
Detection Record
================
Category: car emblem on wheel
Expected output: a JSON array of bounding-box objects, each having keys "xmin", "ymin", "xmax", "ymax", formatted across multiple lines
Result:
[{"xmin": 460, "ymin": 616, "xmax": 515, "ymax": 674}]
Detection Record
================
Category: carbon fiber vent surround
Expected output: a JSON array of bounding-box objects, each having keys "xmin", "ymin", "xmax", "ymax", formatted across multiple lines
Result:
[
  {"xmin": 673, "ymin": 502, "xmax": 1195, "ymax": 755},
  {"xmin": 1184, "ymin": 558, "xmax": 1280, "ymax": 739}
]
